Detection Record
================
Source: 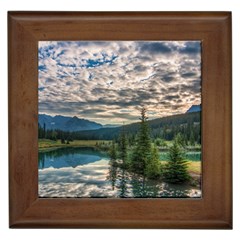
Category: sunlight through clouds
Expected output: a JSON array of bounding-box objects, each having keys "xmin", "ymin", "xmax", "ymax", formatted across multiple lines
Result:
[{"xmin": 38, "ymin": 41, "xmax": 201, "ymax": 124}]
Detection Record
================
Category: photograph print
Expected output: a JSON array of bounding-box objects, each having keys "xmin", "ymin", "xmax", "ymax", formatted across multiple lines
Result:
[{"xmin": 38, "ymin": 41, "xmax": 202, "ymax": 198}]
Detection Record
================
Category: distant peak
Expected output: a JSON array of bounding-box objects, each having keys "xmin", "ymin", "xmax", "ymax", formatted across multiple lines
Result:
[
  {"xmin": 186, "ymin": 104, "xmax": 201, "ymax": 113},
  {"xmin": 38, "ymin": 113, "xmax": 102, "ymax": 131}
]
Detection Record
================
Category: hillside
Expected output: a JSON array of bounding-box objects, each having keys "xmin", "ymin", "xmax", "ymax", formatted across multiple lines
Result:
[{"xmin": 70, "ymin": 111, "xmax": 201, "ymax": 142}]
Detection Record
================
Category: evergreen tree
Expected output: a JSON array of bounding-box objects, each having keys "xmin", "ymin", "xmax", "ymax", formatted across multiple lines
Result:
[
  {"xmin": 146, "ymin": 144, "xmax": 161, "ymax": 179},
  {"xmin": 118, "ymin": 169, "xmax": 127, "ymax": 197},
  {"xmin": 108, "ymin": 141, "xmax": 118, "ymax": 190},
  {"xmin": 119, "ymin": 127, "xmax": 128, "ymax": 167},
  {"xmin": 155, "ymin": 138, "xmax": 167, "ymax": 147},
  {"xmin": 164, "ymin": 139, "xmax": 190, "ymax": 183},
  {"xmin": 190, "ymin": 131, "xmax": 195, "ymax": 146},
  {"xmin": 51, "ymin": 131, "xmax": 57, "ymax": 141},
  {"xmin": 38, "ymin": 123, "xmax": 44, "ymax": 138},
  {"xmin": 175, "ymin": 133, "xmax": 185, "ymax": 147},
  {"xmin": 43, "ymin": 123, "xmax": 46, "ymax": 138},
  {"xmin": 183, "ymin": 134, "xmax": 188, "ymax": 146},
  {"xmin": 109, "ymin": 141, "xmax": 117, "ymax": 161},
  {"xmin": 197, "ymin": 135, "xmax": 201, "ymax": 145},
  {"xmin": 131, "ymin": 174, "xmax": 146, "ymax": 197},
  {"xmin": 131, "ymin": 107, "xmax": 152, "ymax": 175}
]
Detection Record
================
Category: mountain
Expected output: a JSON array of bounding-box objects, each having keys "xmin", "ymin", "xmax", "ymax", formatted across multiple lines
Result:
[
  {"xmin": 186, "ymin": 104, "xmax": 201, "ymax": 113},
  {"xmin": 103, "ymin": 124, "xmax": 121, "ymax": 128},
  {"xmin": 38, "ymin": 114, "xmax": 102, "ymax": 131},
  {"xmin": 71, "ymin": 111, "xmax": 201, "ymax": 141},
  {"xmin": 39, "ymin": 111, "xmax": 201, "ymax": 143}
]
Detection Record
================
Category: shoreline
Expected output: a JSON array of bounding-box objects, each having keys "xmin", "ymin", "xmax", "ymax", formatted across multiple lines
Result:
[{"xmin": 38, "ymin": 139, "xmax": 201, "ymax": 175}]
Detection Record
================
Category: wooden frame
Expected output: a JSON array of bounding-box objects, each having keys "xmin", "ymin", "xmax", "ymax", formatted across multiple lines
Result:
[{"xmin": 8, "ymin": 12, "xmax": 232, "ymax": 229}]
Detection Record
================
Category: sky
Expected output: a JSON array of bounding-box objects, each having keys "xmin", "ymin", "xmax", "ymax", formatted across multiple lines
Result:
[{"xmin": 38, "ymin": 41, "xmax": 201, "ymax": 125}]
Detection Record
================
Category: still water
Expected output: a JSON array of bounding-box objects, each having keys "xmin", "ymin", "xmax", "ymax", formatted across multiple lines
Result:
[{"xmin": 38, "ymin": 147, "xmax": 201, "ymax": 198}]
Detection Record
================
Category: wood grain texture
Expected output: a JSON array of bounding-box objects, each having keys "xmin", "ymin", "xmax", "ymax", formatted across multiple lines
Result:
[{"xmin": 8, "ymin": 12, "xmax": 232, "ymax": 229}]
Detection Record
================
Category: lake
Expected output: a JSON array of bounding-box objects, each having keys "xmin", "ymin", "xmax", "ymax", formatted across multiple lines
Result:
[{"xmin": 38, "ymin": 147, "xmax": 201, "ymax": 198}]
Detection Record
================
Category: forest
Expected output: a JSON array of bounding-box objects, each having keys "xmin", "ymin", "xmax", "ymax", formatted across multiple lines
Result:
[{"xmin": 38, "ymin": 111, "xmax": 201, "ymax": 145}]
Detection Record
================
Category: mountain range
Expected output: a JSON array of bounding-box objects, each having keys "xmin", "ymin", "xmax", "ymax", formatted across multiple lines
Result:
[
  {"xmin": 38, "ymin": 114, "xmax": 120, "ymax": 131},
  {"xmin": 38, "ymin": 114, "xmax": 103, "ymax": 131},
  {"xmin": 39, "ymin": 104, "xmax": 201, "ymax": 132}
]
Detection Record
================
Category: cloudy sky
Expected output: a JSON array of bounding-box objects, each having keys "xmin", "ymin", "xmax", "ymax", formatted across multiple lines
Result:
[{"xmin": 38, "ymin": 41, "xmax": 201, "ymax": 125}]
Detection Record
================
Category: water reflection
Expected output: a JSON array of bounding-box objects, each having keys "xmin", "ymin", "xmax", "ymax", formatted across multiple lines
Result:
[
  {"xmin": 108, "ymin": 166, "xmax": 128, "ymax": 197},
  {"xmin": 39, "ymin": 147, "xmax": 108, "ymax": 169},
  {"xmin": 107, "ymin": 161, "xmax": 198, "ymax": 198},
  {"xmin": 38, "ymin": 147, "xmax": 201, "ymax": 198}
]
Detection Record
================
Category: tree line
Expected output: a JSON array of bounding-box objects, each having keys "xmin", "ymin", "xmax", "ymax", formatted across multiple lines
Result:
[{"xmin": 38, "ymin": 111, "xmax": 201, "ymax": 146}]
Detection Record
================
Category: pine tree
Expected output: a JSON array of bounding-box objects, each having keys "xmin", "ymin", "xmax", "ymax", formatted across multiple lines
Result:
[
  {"xmin": 108, "ymin": 141, "xmax": 118, "ymax": 190},
  {"xmin": 43, "ymin": 123, "xmax": 46, "ymax": 139},
  {"xmin": 164, "ymin": 139, "xmax": 190, "ymax": 183},
  {"xmin": 131, "ymin": 107, "xmax": 152, "ymax": 175},
  {"xmin": 175, "ymin": 133, "xmax": 185, "ymax": 147},
  {"xmin": 118, "ymin": 169, "xmax": 127, "ymax": 197},
  {"xmin": 146, "ymin": 144, "xmax": 161, "ymax": 179},
  {"xmin": 109, "ymin": 141, "xmax": 117, "ymax": 162},
  {"xmin": 51, "ymin": 131, "xmax": 57, "ymax": 141},
  {"xmin": 190, "ymin": 131, "xmax": 195, "ymax": 146},
  {"xmin": 119, "ymin": 127, "xmax": 128, "ymax": 167},
  {"xmin": 38, "ymin": 123, "xmax": 44, "ymax": 138}
]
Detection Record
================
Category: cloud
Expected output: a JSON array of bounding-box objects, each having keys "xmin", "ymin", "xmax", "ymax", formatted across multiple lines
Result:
[
  {"xmin": 134, "ymin": 65, "xmax": 148, "ymax": 72},
  {"xmin": 181, "ymin": 72, "xmax": 197, "ymax": 78},
  {"xmin": 179, "ymin": 41, "xmax": 201, "ymax": 55},
  {"xmin": 138, "ymin": 42, "xmax": 173, "ymax": 54},
  {"xmin": 39, "ymin": 159, "xmax": 120, "ymax": 197},
  {"xmin": 38, "ymin": 41, "xmax": 202, "ymax": 124}
]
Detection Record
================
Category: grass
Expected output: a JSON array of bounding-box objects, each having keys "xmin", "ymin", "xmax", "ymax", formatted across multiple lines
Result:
[
  {"xmin": 186, "ymin": 161, "xmax": 201, "ymax": 175},
  {"xmin": 160, "ymin": 160, "xmax": 201, "ymax": 175},
  {"xmin": 38, "ymin": 139, "xmax": 111, "ymax": 151}
]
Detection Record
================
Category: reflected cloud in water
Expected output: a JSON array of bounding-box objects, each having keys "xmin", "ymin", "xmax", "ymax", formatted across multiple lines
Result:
[
  {"xmin": 39, "ymin": 159, "xmax": 119, "ymax": 197},
  {"xmin": 39, "ymin": 147, "xmax": 201, "ymax": 198}
]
